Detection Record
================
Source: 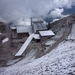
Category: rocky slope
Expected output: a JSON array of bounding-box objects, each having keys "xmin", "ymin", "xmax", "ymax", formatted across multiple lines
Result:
[
  {"xmin": 0, "ymin": 22, "xmax": 17, "ymax": 66},
  {"xmin": 0, "ymin": 13, "xmax": 75, "ymax": 75}
]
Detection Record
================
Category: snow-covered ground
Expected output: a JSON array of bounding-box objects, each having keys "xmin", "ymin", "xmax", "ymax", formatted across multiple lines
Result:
[
  {"xmin": 52, "ymin": 27, "xmax": 65, "ymax": 40},
  {"xmin": 45, "ymin": 40, "xmax": 56, "ymax": 46},
  {"xmin": 67, "ymin": 24, "xmax": 75, "ymax": 40},
  {"xmin": 42, "ymin": 27, "xmax": 65, "ymax": 47},
  {"xmin": 7, "ymin": 49, "xmax": 38, "ymax": 66},
  {"xmin": 0, "ymin": 24, "xmax": 75, "ymax": 75}
]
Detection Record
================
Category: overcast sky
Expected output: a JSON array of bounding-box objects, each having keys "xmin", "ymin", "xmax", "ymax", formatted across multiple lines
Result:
[{"xmin": 0, "ymin": 0, "xmax": 75, "ymax": 23}]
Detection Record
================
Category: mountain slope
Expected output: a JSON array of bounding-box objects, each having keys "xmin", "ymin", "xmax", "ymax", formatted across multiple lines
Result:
[{"xmin": 0, "ymin": 14, "xmax": 75, "ymax": 75}]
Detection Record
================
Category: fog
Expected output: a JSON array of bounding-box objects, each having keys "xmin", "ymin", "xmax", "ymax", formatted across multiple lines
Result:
[{"xmin": 0, "ymin": 0, "xmax": 75, "ymax": 24}]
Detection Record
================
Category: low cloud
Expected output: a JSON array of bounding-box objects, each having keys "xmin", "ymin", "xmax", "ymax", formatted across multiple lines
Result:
[
  {"xmin": 49, "ymin": 8, "xmax": 64, "ymax": 18},
  {"xmin": 0, "ymin": 17, "xmax": 7, "ymax": 23},
  {"xmin": 0, "ymin": 0, "xmax": 75, "ymax": 23}
]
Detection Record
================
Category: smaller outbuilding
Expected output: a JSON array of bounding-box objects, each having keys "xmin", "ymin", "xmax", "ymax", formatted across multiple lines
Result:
[
  {"xmin": 16, "ymin": 25, "xmax": 33, "ymax": 38},
  {"xmin": 31, "ymin": 17, "xmax": 47, "ymax": 33},
  {"xmin": 16, "ymin": 25, "xmax": 33, "ymax": 35},
  {"xmin": 39, "ymin": 30, "xmax": 55, "ymax": 41},
  {"xmin": 33, "ymin": 34, "xmax": 40, "ymax": 42}
]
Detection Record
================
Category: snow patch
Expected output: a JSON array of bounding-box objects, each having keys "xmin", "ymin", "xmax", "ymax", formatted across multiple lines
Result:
[
  {"xmin": 0, "ymin": 33, "xmax": 1, "ymax": 34},
  {"xmin": 45, "ymin": 40, "xmax": 56, "ymax": 46},
  {"xmin": 7, "ymin": 58, "xmax": 21, "ymax": 66},
  {"xmin": 2, "ymin": 38, "xmax": 9, "ymax": 43},
  {"xmin": 52, "ymin": 28, "xmax": 65, "ymax": 40},
  {"xmin": 67, "ymin": 24, "xmax": 75, "ymax": 40}
]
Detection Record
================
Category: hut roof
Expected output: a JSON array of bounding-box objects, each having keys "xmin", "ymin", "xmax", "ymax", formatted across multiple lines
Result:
[
  {"xmin": 33, "ymin": 34, "xmax": 40, "ymax": 39},
  {"xmin": 39, "ymin": 30, "xmax": 55, "ymax": 36},
  {"xmin": 16, "ymin": 25, "xmax": 33, "ymax": 35},
  {"xmin": 32, "ymin": 23, "xmax": 47, "ymax": 33}
]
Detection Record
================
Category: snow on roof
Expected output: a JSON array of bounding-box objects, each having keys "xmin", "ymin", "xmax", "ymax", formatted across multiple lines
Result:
[
  {"xmin": 10, "ymin": 26, "xmax": 16, "ymax": 30},
  {"xmin": 39, "ymin": 30, "xmax": 55, "ymax": 36},
  {"xmin": 2, "ymin": 38, "xmax": 9, "ymax": 43},
  {"xmin": 17, "ymin": 26, "xmax": 33, "ymax": 35},
  {"xmin": 15, "ymin": 34, "xmax": 34, "ymax": 56},
  {"xmin": 33, "ymin": 34, "xmax": 40, "ymax": 39},
  {"xmin": 32, "ymin": 23, "xmax": 47, "ymax": 33},
  {"xmin": 67, "ymin": 24, "xmax": 75, "ymax": 40}
]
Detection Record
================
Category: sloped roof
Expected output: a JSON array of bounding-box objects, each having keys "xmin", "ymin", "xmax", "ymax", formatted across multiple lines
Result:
[
  {"xmin": 31, "ymin": 17, "xmax": 47, "ymax": 33},
  {"xmin": 32, "ymin": 23, "xmax": 47, "ymax": 33},
  {"xmin": 39, "ymin": 30, "xmax": 55, "ymax": 36},
  {"xmin": 16, "ymin": 26, "xmax": 33, "ymax": 35}
]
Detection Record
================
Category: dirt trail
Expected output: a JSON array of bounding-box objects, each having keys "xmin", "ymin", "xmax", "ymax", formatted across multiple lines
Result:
[{"xmin": 36, "ymin": 18, "xmax": 72, "ymax": 58}]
